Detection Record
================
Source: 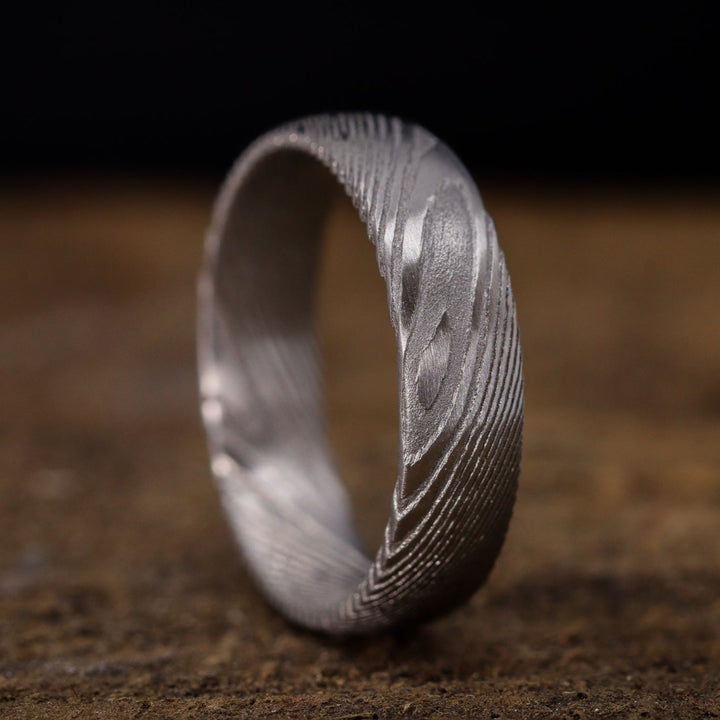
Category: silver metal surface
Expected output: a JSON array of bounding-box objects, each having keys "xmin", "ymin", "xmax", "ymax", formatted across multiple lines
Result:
[{"xmin": 198, "ymin": 114, "xmax": 523, "ymax": 634}]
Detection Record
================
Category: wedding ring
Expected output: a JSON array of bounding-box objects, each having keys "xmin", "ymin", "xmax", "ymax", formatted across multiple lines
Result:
[{"xmin": 198, "ymin": 114, "xmax": 523, "ymax": 634}]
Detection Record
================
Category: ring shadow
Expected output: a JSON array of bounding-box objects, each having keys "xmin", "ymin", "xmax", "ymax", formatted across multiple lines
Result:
[{"xmin": 310, "ymin": 569, "xmax": 718, "ymax": 682}]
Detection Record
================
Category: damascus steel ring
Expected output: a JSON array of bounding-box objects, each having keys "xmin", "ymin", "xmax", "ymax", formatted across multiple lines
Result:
[{"xmin": 198, "ymin": 114, "xmax": 523, "ymax": 634}]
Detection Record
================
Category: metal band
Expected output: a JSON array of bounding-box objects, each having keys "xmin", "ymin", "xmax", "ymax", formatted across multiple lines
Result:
[{"xmin": 198, "ymin": 114, "xmax": 523, "ymax": 634}]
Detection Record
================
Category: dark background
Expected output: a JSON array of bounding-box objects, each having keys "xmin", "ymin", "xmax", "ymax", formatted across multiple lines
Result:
[{"xmin": 4, "ymin": 1, "xmax": 718, "ymax": 179}]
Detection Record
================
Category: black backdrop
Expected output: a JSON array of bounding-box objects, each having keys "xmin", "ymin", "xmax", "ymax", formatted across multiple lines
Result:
[{"xmin": 4, "ymin": 1, "xmax": 718, "ymax": 179}]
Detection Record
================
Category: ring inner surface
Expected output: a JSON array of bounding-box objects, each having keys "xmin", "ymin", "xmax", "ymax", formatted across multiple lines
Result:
[{"xmin": 207, "ymin": 149, "xmax": 373, "ymax": 609}]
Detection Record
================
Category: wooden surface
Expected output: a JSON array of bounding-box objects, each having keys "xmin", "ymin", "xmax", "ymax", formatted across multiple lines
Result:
[{"xmin": 0, "ymin": 178, "xmax": 718, "ymax": 718}]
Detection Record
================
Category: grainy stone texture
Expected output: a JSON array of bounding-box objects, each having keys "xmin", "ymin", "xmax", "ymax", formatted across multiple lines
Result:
[{"xmin": 1, "ymin": 178, "xmax": 718, "ymax": 719}]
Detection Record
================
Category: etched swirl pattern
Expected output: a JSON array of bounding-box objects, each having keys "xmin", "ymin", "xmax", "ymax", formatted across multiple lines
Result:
[{"xmin": 198, "ymin": 114, "xmax": 524, "ymax": 634}]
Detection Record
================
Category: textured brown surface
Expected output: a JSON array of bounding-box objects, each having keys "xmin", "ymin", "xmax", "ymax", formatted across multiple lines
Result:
[{"xmin": 1, "ymin": 178, "xmax": 718, "ymax": 718}]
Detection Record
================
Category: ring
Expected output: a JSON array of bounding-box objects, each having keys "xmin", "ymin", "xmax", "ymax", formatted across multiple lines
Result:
[{"xmin": 197, "ymin": 114, "xmax": 524, "ymax": 634}]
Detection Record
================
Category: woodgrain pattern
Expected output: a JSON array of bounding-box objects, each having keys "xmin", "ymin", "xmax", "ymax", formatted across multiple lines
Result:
[{"xmin": 198, "ymin": 115, "xmax": 523, "ymax": 633}]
